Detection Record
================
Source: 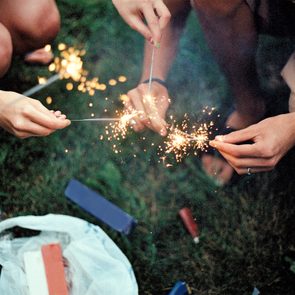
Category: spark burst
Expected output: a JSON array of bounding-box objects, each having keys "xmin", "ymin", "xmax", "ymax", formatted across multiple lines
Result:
[
  {"xmin": 159, "ymin": 110, "xmax": 215, "ymax": 164},
  {"xmin": 100, "ymin": 109, "xmax": 140, "ymax": 153}
]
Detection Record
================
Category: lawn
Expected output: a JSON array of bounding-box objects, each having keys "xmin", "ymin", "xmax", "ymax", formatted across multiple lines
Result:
[{"xmin": 0, "ymin": 0, "xmax": 295, "ymax": 294}]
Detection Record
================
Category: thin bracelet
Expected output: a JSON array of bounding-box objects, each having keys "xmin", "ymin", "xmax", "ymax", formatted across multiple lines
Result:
[{"xmin": 141, "ymin": 78, "xmax": 167, "ymax": 88}]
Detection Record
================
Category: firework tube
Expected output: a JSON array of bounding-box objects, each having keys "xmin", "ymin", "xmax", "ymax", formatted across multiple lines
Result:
[{"xmin": 179, "ymin": 207, "xmax": 200, "ymax": 244}]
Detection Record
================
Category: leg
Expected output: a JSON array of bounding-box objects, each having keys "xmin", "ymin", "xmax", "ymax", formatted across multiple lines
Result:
[
  {"xmin": 0, "ymin": 0, "xmax": 60, "ymax": 54},
  {"xmin": 0, "ymin": 23, "xmax": 13, "ymax": 77},
  {"xmin": 192, "ymin": 0, "xmax": 265, "ymax": 129}
]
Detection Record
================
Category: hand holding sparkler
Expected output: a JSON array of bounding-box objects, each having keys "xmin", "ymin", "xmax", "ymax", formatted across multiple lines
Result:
[
  {"xmin": 209, "ymin": 113, "xmax": 295, "ymax": 175},
  {"xmin": 0, "ymin": 91, "xmax": 70, "ymax": 139},
  {"xmin": 112, "ymin": 0, "xmax": 171, "ymax": 46},
  {"xmin": 125, "ymin": 81, "xmax": 170, "ymax": 136}
]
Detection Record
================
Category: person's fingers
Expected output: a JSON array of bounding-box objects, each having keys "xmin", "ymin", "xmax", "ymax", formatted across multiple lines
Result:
[
  {"xmin": 218, "ymin": 150, "xmax": 274, "ymax": 170},
  {"xmin": 153, "ymin": 0, "xmax": 171, "ymax": 30},
  {"xmin": 218, "ymin": 150, "xmax": 276, "ymax": 175},
  {"xmin": 236, "ymin": 166, "xmax": 274, "ymax": 175},
  {"xmin": 215, "ymin": 126, "xmax": 255, "ymax": 144},
  {"xmin": 32, "ymin": 102, "xmax": 71, "ymax": 129},
  {"xmin": 127, "ymin": 15, "xmax": 153, "ymax": 41},
  {"xmin": 53, "ymin": 110, "xmax": 62, "ymax": 118},
  {"xmin": 124, "ymin": 99, "xmax": 145, "ymax": 132},
  {"xmin": 59, "ymin": 114, "xmax": 67, "ymax": 120},
  {"xmin": 15, "ymin": 121, "xmax": 54, "ymax": 137},
  {"xmin": 128, "ymin": 89, "xmax": 150, "ymax": 125},
  {"xmin": 14, "ymin": 131, "xmax": 35, "ymax": 139},
  {"xmin": 141, "ymin": 92, "xmax": 167, "ymax": 135},
  {"xmin": 156, "ymin": 94, "xmax": 170, "ymax": 119},
  {"xmin": 142, "ymin": 3, "xmax": 161, "ymax": 44},
  {"xmin": 29, "ymin": 108, "xmax": 70, "ymax": 130},
  {"xmin": 209, "ymin": 140, "xmax": 260, "ymax": 158}
]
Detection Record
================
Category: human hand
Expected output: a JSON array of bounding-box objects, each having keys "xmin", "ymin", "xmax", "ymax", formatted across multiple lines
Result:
[
  {"xmin": 0, "ymin": 91, "xmax": 71, "ymax": 139},
  {"xmin": 125, "ymin": 82, "xmax": 170, "ymax": 136},
  {"xmin": 112, "ymin": 0, "xmax": 171, "ymax": 45},
  {"xmin": 209, "ymin": 114, "xmax": 295, "ymax": 174}
]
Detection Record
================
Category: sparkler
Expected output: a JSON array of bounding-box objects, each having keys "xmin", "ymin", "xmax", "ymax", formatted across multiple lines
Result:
[
  {"xmin": 158, "ymin": 111, "xmax": 215, "ymax": 164},
  {"xmin": 71, "ymin": 118, "xmax": 120, "ymax": 122},
  {"xmin": 23, "ymin": 45, "xmax": 85, "ymax": 96},
  {"xmin": 23, "ymin": 44, "xmax": 127, "ymax": 97},
  {"xmin": 142, "ymin": 46, "xmax": 159, "ymax": 121},
  {"xmin": 23, "ymin": 74, "xmax": 60, "ymax": 97},
  {"xmin": 148, "ymin": 46, "xmax": 156, "ymax": 94}
]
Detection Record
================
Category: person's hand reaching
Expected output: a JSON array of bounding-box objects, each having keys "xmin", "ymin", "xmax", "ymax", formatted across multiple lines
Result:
[
  {"xmin": 112, "ymin": 0, "xmax": 171, "ymax": 45},
  {"xmin": 209, "ymin": 114, "xmax": 295, "ymax": 174},
  {"xmin": 124, "ymin": 81, "xmax": 170, "ymax": 136},
  {"xmin": 0, "ymin": 91, "xmax": 71, "ymax": 138}
]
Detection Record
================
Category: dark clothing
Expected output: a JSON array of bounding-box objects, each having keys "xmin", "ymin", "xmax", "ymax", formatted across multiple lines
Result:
[{"xmin": 246, "ymin": 0, "xmax": 295, "ymax": 36}]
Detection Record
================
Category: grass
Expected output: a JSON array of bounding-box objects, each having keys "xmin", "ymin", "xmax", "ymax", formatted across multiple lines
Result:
[{"xmin": 1, "ymin": 1, "xmax": 295, "ymax": 294}]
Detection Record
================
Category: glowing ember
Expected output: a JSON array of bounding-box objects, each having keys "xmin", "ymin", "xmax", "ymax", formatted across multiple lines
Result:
[
  {"xmin": 118, "ymin": 76, "xmax": 127, "ymax": 83},
  {"xmin": 38, "ymin": 77, "xmax": 47, "ymax": 85},
  {"xmin": 47, "ymin": 44, "xmax": 126, "ymax": 96},
  {"xmin": 46, "ymin": 96, "xmax": 53, "ymax": 105}
]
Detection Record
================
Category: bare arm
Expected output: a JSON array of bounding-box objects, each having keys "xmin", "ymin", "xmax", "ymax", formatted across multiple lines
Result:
[
  {"xmin": 126, "ymin": 0, "xmax": 191, "ymax": 135},
  {"xmin": 140, "ymin": 0, "xmax": 191, "ymax": 81}
]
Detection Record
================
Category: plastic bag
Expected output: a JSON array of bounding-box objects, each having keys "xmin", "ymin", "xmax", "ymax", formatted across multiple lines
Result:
[{"xmin": 0, "ymin": 214, "xmax": 138, "ymax": 295}]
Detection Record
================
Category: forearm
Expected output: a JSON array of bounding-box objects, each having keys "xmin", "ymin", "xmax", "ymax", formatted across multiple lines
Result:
[{"xmin": 140, "ymin": 0, "xmax": 191, "ymax": 81}]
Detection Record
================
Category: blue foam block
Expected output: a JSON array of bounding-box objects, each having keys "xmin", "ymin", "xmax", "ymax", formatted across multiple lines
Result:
[
  {"xmin": 65, "ymin": 179, "xmax": 137, "ymax": 235},
  {"xmin": 168, "ymin": 281, "xmax": 189, "ymax": 295}
]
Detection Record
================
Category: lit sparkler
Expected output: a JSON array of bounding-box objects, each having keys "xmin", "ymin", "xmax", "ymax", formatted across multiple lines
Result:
[
  {"xmin": 148, "ymin": 46, "xmax": 156, "ymax": 94},
  {"xmin": 71, "ymin": 118, "xmax": 120, "ymax": 122},
  {"xmin": 22, "ymin": 44, "xmax": 128, "ymax": 97},
  {"xmin": 159, "ymin": 111, "xmax": 215, "ymax": 163},
  {"xmin": 107, "ymin": 110, "xmax": 140, "ymax": 140}
]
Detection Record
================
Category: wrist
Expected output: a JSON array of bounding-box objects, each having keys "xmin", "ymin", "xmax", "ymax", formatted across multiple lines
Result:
[{"xmin": 141, "ymin": 78, "xmax": 167, "ymax": 88}]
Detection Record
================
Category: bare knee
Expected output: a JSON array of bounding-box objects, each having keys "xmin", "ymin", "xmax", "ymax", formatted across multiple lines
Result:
[
  {"xmin": 16, "ymin": 1, "xmax": 60, "ymax": 51},
  {"xmin": 0, "ymin": 24, "xmax": 12, "ymax": 77},
  {"xmin": 193, "ymin": 0, "xmax": 245, "ymax": 19}
]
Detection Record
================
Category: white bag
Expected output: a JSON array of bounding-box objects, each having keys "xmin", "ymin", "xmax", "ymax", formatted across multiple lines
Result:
[{"xmin": 0, "ymin": 214, "xmax": 138, "ymax": 295}]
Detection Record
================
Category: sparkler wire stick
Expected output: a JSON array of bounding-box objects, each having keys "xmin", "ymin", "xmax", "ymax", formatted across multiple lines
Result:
[
  {"xmin": 147, "ymin": 46, "xmax": 156, "ymax": 95},
  {"xmin": 22, "ymin": 74, "xmax": 60, "ymax": 96},
  {"xmin": 71, "ymin": 118, "xmax": 120, "ymax": 122}
]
